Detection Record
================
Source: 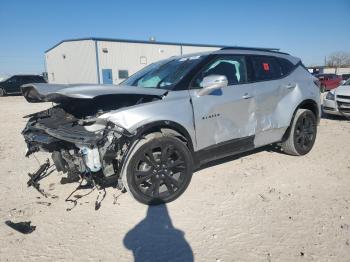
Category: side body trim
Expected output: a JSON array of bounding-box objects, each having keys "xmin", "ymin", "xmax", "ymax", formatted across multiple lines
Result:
[{"xmin": 194, "ymin": 135, "xmax": 255, "ymax": 166}]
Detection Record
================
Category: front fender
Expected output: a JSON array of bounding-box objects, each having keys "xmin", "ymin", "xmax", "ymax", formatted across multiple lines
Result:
[{"xmin": 100, "ymin": 90, "xmax": 196, "ymax": 150}]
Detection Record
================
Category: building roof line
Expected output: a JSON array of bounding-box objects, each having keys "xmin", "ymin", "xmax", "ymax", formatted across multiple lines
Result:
[{"xmin": 44, "ymin": 37, "xmax": 227, "ymax": 53}]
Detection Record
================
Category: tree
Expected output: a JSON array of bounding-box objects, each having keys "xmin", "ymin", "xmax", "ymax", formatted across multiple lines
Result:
[{"xmin": 326, "ymin": 51, "xmax": 350, "ymax": 67}]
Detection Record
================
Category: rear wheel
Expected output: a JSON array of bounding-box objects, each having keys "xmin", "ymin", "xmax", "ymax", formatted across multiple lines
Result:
[
  {"xmin": 282, "ymin": 109, "xmax": 317, "ymax": 156},
  {"xmin": 122, "ymin": 133, "xmax": 193, "ymax": 205}
]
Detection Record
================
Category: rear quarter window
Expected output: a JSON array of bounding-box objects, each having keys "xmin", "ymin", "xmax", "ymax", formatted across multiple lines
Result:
[
  {"xmin": 251, "ymin": 56, "xmax": 283, "ymax": 81},
  {"xmin": 277, "ymin": 58, "xmax": 295, "ymax": 75}
]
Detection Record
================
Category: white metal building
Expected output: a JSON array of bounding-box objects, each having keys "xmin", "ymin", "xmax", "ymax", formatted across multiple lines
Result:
[{"xmin": 45, "ymin": 38, "xmax": 223, "ymax": 84}]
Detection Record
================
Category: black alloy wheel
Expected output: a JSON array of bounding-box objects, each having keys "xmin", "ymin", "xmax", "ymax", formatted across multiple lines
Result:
[
  {"xmin": 126, "ymin": 135, "xmax": 192, "ymax": 205},
  {"xmin": 293, "ymin": 111, "xmax": 317, "ymax": 154}
]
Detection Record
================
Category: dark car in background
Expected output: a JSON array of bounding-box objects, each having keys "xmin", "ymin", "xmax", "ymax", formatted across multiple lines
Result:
[
  {"xmin": 315, "ymin": 73, "xmax": 343, "ymax": 92},
  {"xmin": 0, "ymin": 75, "xmax": 46, "ymax": 96}
]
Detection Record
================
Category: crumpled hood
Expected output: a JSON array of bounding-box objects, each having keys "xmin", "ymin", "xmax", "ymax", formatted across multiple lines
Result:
[
  {"xmin": 335, "ymin": 85, "xmax": 350, "ymax": 96},
  {"xmin": 21, "ymin": 83, "xmax": 168, "ymax": 103}
]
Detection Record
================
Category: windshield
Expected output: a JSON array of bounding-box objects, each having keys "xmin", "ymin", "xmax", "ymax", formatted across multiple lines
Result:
[
  {"xmin": 344, "ymin": 78, "xmax": 350, "ymax": 85},
  {"xmin": 121, "ymin": 55, "xmax": 205, "ymax": 90}
]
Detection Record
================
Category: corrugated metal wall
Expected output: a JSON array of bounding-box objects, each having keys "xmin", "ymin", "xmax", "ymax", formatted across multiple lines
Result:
[
  {"xmin": 97, "ymin": 41, "xmax": 181, "ymax": 84},
  {"xmin": 322, "ymin": 67, "xmax": 350, "ymax": 75},
  {"xmin": 45, "ymin": 40, "xmax": 221, "ymax": 84},
  {"xmin": 181, "ymin": 46, "xmax": 219, "ymax": 55},
  {"xmin": 46, "ymin": 40, "xmax": 98, "ymax": 84}
]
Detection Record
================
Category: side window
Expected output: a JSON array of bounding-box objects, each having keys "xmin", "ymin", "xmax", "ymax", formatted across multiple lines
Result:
[
  {"xmin": 118, "ymin": 70, "xmax": 129, "ymax": 79},
  {"xmin": 192, "ymin": 55, "xmax": 247, "ymax": 88},
  {"xmin": 7, "ymin": 76, "xmax": 17, "ymax": 83},
  {"xmin": 22, "ymin": 76, "xmax": 32, "ymax": 84},
  {"xmin": 277, "ymin": 58, "xmax": 295, "ymax": 75},
  {"xmin": 251, "ymin": 56, "xmax": 283, "ymax": 81}
]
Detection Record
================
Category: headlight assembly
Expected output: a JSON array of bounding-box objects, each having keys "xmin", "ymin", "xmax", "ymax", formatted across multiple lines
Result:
[{"xmin": 326, "ymin": 92, "xmax": 335, "ymax": 101}]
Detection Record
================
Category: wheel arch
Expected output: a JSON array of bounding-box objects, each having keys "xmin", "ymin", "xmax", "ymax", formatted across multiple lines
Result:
[
  {"xmin": 282, "ymin": 99, "xmax": 320, "ymax": 141},
  {"xmin": 117, "ymin": 120, "xmax": 195, "ymax": 190},
  {"xmin": 133, "ymin": 120, "xmax": 194, "ymax": 153},
  {"xmin": 298, "ymin": 99, "xmax": 319, "ymax": 119}
]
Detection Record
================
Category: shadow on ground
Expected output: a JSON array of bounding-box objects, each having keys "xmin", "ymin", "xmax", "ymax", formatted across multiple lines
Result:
[
  {"xmin": 124, "ymin": 204, "xmax": 193, "ymax": 262},
  {"xmin": 321, "ymin": 112, "xmax": 350, "ymax": 122}
]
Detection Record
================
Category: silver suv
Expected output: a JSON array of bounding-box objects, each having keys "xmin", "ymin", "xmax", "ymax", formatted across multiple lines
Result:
[{"xmin": 22, "ymin": 47, "xmax": 321, "ymax": 205}]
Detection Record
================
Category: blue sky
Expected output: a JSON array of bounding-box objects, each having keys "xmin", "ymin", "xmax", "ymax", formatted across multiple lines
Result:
[{"xmin": 0, "ymin": 0, "xmax": 349, "ymax": 76}]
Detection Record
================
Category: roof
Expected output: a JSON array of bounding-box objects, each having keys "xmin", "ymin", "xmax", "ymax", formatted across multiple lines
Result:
[
  {"xmin": 45, "ymin": 37, "xmax": 226, "ymax": 53},
  {"xmin": 45, "ymin": 37, "xmax": 283, "ymax": 54}
]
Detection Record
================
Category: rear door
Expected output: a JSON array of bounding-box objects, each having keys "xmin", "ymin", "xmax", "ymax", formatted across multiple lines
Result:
[
  {"xmin": 250, "ymin": 55, "xmax": 294, "ymax": 146},
  {"xmin": 189, "ymin": 55, "xmax": 256, "ymax": 159}
]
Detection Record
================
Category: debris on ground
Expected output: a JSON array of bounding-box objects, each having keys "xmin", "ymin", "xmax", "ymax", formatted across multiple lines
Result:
[
  {"xmin": 259, "ymin": 194, "xmax": 269, "ymax": 202},
  {"xmin": 65, "ymin": 179, "xmax": 96, "ymax": 211},
  {"xmin": 112, "ymin": 192, "xmax": 124, "ymax": 205},
  {"xmin": 36, "ymin": 201, "xmax": 51, "ymax": 206},
  {"xmin": 5, "ymin": 220, "xmax": 36, "ymax": 234},
  {"xmin": 27, "ymin": 159, "xmax": 55, "ymax": 197},
  {"xmin": 95, "ymin": 188, "xmax": 107, "ymax": 210}
]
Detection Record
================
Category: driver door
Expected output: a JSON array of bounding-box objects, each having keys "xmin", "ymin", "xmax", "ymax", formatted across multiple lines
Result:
[{"xmin": 189, "ymin": 55, "xmax": 256, "ymax": 161}]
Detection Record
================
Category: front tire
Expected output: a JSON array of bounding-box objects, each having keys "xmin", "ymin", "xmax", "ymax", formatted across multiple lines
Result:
[
  {"xmin": 0, "ymin": 88, "xmax": 5, "ymax": 97},
  {"xmin": 122, "ymin": 133, "xmax": 193, "ymax": 205},
  {"xmin": 282, "ymin": 109, "xmax": 317, "ymax": 156}
]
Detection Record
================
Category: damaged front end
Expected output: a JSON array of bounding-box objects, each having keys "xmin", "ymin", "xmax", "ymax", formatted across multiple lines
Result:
[
  {"xmin": 21, "ymin": 83, "xmax": 166, "ymax": 189},
  {"xmin": 23, "ymin": 110, "xmax": 132, "ymax": 184}
]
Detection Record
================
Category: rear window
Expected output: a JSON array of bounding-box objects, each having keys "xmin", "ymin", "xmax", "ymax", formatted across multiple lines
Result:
[{"xmin": 251, "ymin": 56, "xmax": 283, "ymax": 81}]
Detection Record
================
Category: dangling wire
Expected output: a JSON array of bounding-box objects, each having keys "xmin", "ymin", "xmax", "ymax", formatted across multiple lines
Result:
[{"xmin": 65, "ymin": 171, "xmax": 97, "ymax": 211}]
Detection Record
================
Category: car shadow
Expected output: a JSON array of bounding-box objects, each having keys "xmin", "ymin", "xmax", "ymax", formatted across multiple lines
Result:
[
  {"xmin": 321, "ymin": 112, "xmax": 350, "ymax": 122},
  {"xmin": 123, "ymin": 204, "xmax": 193, "ymax": 262}
]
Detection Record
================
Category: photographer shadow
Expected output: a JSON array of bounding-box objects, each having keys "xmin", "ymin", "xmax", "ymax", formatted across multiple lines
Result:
[{"xmin": 124, "ymin": 204, "xmax": 193, "ymax": 262}]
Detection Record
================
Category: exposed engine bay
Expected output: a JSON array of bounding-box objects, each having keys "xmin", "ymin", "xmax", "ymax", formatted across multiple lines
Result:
[{"xmin": 22, "ymin": 84, "xmax": 165, "ymax": 190}]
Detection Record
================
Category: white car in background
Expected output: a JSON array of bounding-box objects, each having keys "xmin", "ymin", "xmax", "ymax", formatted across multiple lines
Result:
[{"xmin": 323, "ymin": 78, "xmax": 350, "ymax": 118}]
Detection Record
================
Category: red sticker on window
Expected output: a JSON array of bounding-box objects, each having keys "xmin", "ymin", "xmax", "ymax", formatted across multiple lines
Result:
[{"xmin": 263, "ymin": 63, "xmax": 270, "ymax": 71}]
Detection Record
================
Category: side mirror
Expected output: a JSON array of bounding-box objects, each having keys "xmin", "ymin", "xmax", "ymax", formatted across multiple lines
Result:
[
  {"xmin": 197, "ymin": 75, "xmax": 228, "ymax": 96},
  {"xmin": 340, "ymin": 80, "xmax": 346, "ymax": 85}
]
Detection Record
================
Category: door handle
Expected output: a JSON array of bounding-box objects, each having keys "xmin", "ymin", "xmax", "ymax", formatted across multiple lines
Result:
[
  {"xmin": 286, "ymin": 83, "xmax": 296, "ymax": 89},
  {"xmin": 242, "ymin": 93, "xmax": 253, "ymax": 99}
]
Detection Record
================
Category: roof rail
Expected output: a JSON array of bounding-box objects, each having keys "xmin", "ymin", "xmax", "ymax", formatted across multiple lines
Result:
[{"xmin": 220, "ymin": 46, "xmax": 289, "ymax": 55}]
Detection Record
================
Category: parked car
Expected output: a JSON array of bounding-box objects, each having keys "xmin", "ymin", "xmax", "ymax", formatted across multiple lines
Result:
[
  {"xmin": 21, "ymin": 48, "xmax": 320, "ymax": 205},
  {"xmin": 0, "ymin": 75, "xmax": 46, "ymax": 96},
  {"xmin": 315, "ymin": 73, "xmax": 343, "ymax": 92},
  {"xmin": 342, "ymin": 74, "xmax": 350, "ymax": 81},
  {"xmin": 323, "ymin": 78, "xmax": 350, "ymax": 118}
]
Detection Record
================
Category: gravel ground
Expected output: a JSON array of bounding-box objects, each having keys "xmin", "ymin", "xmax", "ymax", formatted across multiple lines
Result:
[{"xmin": 0, "ymin": 96, "xmax": 349, "ymax": 262}]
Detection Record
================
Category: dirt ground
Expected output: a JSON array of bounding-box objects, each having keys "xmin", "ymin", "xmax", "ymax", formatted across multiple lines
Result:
[{"xmin": 0, "ymin": 96, "xmax": 349, "ymax": 262}]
